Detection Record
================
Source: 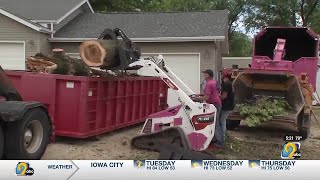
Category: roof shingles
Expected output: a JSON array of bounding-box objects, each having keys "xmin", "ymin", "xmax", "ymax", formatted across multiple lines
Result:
[
  {"xmin": 0, "ymin": 0, "xmax": 85, "ymax": 20},
  {"xmin": 54, "ymin": 11, "xmax": 228, "ymax": 38}
]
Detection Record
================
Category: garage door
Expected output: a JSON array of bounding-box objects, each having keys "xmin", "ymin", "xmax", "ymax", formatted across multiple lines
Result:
[
  {"xmin": 141, "ymin": 53, "xmax": 200, "ymax": 106},
  {"xmin": 0, "ymin": 42, "xmax": 25, "ymax": 70}
]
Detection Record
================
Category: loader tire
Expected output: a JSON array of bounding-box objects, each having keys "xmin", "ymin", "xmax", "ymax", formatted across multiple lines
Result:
[
  {"xmin": 226, "ymin": 120, "xmax": 240, "ymax": 130},
  {"xmin": 4, "ymin": 108, "xmax": 51, "ymax": 159},
  {"xmin": 0, "ymin": 126, "xmax": 4, "ymax": 159}
]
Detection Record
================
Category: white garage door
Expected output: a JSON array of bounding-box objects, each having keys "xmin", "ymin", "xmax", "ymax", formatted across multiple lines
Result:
[
  {"xmin": 141, "ymin": 53, "xmax": 200, "ymax": 106},
  {"xmin": 0, "ymin": 42, "xmax": 25, "ymax": 70}
]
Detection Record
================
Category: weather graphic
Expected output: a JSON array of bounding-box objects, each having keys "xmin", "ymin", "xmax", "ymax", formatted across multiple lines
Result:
[
  {"xmin": 134, "ymin": 160, "xmax": 145, "ymax": 168},
  {"xmin": 191, "ymin": 160, "xmax": 202, "ymax": 168},
  {"xmin": 281, "ymin": 142, "xmax": 301, "ymax": 159},
  {"xmin": 16, "ymin": 162, "xmax": 34, "ymax": 176},
  {"xmin": 248, "ymin": 160, "xmax": 260, "ymax": 168}
]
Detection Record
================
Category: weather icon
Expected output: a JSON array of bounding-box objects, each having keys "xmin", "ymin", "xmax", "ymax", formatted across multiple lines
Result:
[
  {"xmin": 248, "ymin": 160, "xmax": 260, "ymax": 168},
  {"xmin": 191, "ymin": 160, "xmax": 202, "ymax": 168}
]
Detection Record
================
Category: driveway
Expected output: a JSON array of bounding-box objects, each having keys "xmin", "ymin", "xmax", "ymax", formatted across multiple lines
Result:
[{"xmin": 42, "ymin": 109, "xmax": 320, "ymax": 160}]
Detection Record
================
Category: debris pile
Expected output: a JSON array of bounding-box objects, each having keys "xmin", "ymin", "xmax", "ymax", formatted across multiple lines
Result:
[
  {"xmin": 26, "ymin": 56, "xmax": 57, "ymax": 73},
  {"xmin": 236, "ymin": 96, "xmax": 293, "ymax": 127},
  {"xmin": 26, "ymin": 49, "xmax": 118, "ymax": 77}
]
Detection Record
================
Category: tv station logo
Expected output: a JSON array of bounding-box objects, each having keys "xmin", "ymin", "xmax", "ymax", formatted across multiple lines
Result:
[
  {"xmin": 16, "ymin": 162, "xmax": 34, "ymax": 176},
  {"xmin": 134, "ymin": 160, "xmax": 145, "ymax": 168},
  {"xmin": 202, "ymin": 160, "xmax": 243, "ymax": 170},
  {"xmin": 248, "ymin": 160, "xmax": 260, "ymax": 168},
  {"xmin": 281, "ymin": 142, "xmax": 301, "ymax": 159},
  {"xmin": 191, "ymin": 160, "xmax": 202, "ymax": 168}
]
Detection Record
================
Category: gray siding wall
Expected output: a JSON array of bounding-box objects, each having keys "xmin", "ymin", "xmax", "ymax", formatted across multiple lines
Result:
[
  {"xmin": 216, "ymin": 42, "xmax": 223, "ymax": 71},
  {"xmin": 39, "ymin": 33, "xmax": 52, "ymax": 55},
  {"xmin": 51, "ymin": 41, "xmax": 221, "ymax": 80},
  {"xmin": 53, "ymin": 6, "xmax": 85, "ymax": 32},
  {"xmin": 51, "ymin": 42, "xmax": 81, "ymax": 53},
  {"xmin": 0, "ymin": 14, "xmax": 51, "ymax": 57}
]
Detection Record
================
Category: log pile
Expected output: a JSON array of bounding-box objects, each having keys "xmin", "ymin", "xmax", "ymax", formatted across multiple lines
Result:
[
  {"xmin": 26, "ymin": 42, "xmax": 137, "ymax": 77},
  {"xmin": 26, "ymin": 56, "xmax": 57, "ymax": 73},
  {"xmin": 26, "ymin": 49, "xmax": 93, "ymax": 76},
  {"xmin": 26, "ymin": 50, "xmax": 119, "ymax": 77}
]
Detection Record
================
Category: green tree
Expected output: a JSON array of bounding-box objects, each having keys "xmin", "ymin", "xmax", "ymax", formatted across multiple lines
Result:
[
  {"xmin": 309, "ymin": 8, "xmax": 320, "ymax": 33},
  {"xmin": 90, "ymin": 0, "xmax": 142, "ymax": 12},
  {"xmin": 208, "ymin": 0, "xmax": 248, "ymax": 40},
  {"xmin": 228, "ymin": 32, "xmax": 252, "ymax": 57},
  {"xmin": 245, "ymin": 0, "xmax": 320, "ymax": 32}
]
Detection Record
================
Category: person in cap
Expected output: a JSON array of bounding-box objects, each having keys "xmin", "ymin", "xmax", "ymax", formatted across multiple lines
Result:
[
  {"xmin": 195, "ymin": 69, "xmax": 222, "ymax": 144},
  {"xmin": 197, "ymin": 69, "xmax": 221, "ymax": 107},
  {"xmin": 215, "ymin": 72, "xmax": 235, "ymax": 147}
]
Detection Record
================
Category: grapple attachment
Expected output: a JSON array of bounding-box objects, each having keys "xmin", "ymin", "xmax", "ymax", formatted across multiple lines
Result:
[
  {"xmin": 98, "ymin": 28, "xmax": 141, "ymax": 70},
  {"xmin": 131, "ymin": 127, "xmax": 214, "ymax": 160}
]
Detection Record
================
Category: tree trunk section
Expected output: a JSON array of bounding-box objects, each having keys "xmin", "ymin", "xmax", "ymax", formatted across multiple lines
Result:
[
  {"xmin": 29, "ymin": 50, "xmax": 91, "ymax": 76},
  {"xmin": 80, "ymin": 40, "xmax": 119, "ymax": 68}
]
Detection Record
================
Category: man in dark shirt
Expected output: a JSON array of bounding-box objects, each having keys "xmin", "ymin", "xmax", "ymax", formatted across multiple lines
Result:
[{"xmin": 217, "ymin": 72, "xmax": 235, "ymax": 146}]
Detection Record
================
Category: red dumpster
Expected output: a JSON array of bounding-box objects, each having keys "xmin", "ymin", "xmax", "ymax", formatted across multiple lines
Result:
[{"xmin": 5, "ymin": 71, "xmax": 168, "ymax": 139}]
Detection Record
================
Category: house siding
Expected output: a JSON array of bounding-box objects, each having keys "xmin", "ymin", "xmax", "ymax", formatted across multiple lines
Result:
[
  {"xmin": 216, "ymin": 42, "xmax": 223, "ymax": 71},
  {"xmin": 0, "ymin": 14, "xmax": 50, "ymax": 57},
  {"xmin": 53, "ymin": 6, "xmax": 84, "ymax": 32},
  {"xmin": 52, "ymin": 42, "xmax": 81, "ymax": 53},
  {"xmin": 39, "ymin": 33, "xmax": 52, "ymax": 55}
]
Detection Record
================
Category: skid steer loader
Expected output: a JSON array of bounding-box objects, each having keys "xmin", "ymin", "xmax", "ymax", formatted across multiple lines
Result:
[{"xmin": 95, "ymin": 28, "xmax": 217, "ymax": 160}]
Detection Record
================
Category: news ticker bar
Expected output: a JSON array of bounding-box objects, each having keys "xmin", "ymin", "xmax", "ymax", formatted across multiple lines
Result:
[{"xmin": 0, "ymin": 160, "xmax": 319, "ymax": 180}]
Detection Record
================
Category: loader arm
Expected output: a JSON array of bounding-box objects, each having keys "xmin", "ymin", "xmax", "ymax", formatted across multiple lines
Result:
[
  {"xmin": 156, "ymin": 56, "xmax": 195, "ymax": 96},
  {"xmin": 128, "ymin": 58, "xmax": 198, "ymax": 113}
]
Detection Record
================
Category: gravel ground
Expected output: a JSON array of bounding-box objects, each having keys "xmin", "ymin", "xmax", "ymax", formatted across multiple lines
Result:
[{"xmin": 42, "ymin": 109, "xmax": 320, "ymax": 160}]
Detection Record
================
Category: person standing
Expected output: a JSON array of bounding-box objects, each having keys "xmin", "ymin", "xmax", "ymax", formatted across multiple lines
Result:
[
  {"xmin": 196, "ymin": 69, "xmax": 222, "ymax": 144},
  {"xmin": 217, "ymin": 72, "xmax": 235, "ymax": 146}
]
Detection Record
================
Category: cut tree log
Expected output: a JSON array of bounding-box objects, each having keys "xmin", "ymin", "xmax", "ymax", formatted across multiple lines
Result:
[
  {"xmin": 32, "ymin": 50, "xmax": 91, "ymax": 76},
  {"xmin": 79, "ymin": 40, "xmax": 119, "ymax": 68},
  {"xmin": 26, "ymin": 57, "xmax": 57, "ymax": 73}
]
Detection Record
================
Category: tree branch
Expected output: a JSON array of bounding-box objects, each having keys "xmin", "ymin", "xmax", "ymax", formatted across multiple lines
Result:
[
  {"xmin": 305, "ymin": 0, "xmax": 320, "ymax": 24},
  {"xmin": 300, "ymin": 0, "xmax": 306, "ymax": 25}
]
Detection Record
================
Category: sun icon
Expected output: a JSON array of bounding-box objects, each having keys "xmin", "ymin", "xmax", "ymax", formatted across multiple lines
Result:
[
  {"xmin": 250, "ymin": 162, "xmax": 256, "ymax": 167},
  {"xmin": 136, "ymin": 160, "xmax": 144, "ymax": 168},
  {"xmin": 192, "ymin": 162, "xmax": 200, "ymax": 168}
]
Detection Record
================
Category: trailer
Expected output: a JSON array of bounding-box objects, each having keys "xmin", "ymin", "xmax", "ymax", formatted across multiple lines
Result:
[{"xmin": 227, "ymin": 27, "xmax": 318, "ymax": 139}]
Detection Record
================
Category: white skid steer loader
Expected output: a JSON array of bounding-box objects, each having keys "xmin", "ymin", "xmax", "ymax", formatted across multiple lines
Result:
[{"xmin": 128, "ymin": 56, "xmax": 217, "ymax": 160}]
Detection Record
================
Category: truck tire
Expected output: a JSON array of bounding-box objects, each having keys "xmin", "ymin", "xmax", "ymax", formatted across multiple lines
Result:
[
  {"xmin": 0, "ymin": 126, "xmax": 3, "ymax": 159},
  {"xmin": 4, "ymin": 108, "xmax": 51, "ymax": 159},
  {"xmin": 226, "ymin": 120, "xmax": 240, "ymax": 130}
]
